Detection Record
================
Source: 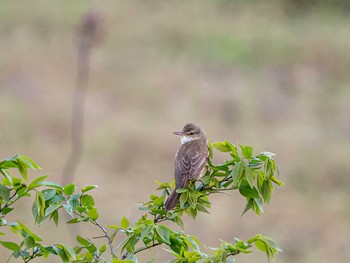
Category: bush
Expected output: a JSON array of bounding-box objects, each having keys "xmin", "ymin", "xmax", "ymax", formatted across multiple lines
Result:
[{"xmin": 0, "ymin": 140, "xmax": 282, "ymax": 262}]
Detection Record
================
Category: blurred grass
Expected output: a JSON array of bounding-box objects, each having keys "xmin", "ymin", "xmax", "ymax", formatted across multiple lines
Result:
[{"xmin": 1, "ymin": 1, "xmax": 350, "ymax": 262}]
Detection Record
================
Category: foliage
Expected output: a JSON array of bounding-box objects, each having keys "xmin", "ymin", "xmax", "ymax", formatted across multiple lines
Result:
[{"xmin": 0, "ymin": 140, "xmax": 283, "ymax": 262}]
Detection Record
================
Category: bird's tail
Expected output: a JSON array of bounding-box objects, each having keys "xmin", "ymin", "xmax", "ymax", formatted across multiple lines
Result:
[{"xmin": 164, "ymin": 188, "xmax": 180, "ymax": 211}]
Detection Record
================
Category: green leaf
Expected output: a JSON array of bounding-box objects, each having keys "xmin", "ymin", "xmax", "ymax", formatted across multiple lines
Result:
[
  {"xmin": 67, "ymin": 218, "xmax": 80, "ymax": 224},
  {"xmin": 52, "ymin": 209, "xmax": 59, "ymax": 226},
  {"xmin": 38, "ymin": 181, "xmax": 63, "ymax": 190},
  {"xmin": 208, "ymin": 141, "xmax": 213, "ymax": 159},
  {"xmin": 63, "ymin": 245, "xmax": 76, "ymax": 260},
  {"xmin": 100, "ymin": 244, "xmax": 107, "ymax": 253},
  {"xmin": 24, "ymin": 236, "xmax": 35, "ymax": 249},
  {"xmin": 0, "ymin": 184, "xmax": 10, "ymax": 202},
  {"xmin": 87, "ymin": 208, "xmax": 99, "ymax": 221},
  {"xmin": 18, "ymin": 155, "xmax": 40, "ymax": 170},
  {"xmin": 45, "ymin": 204, "xmax": 62, "ymax": 217},
  {"xmin": 1, "ymin": 207, "xmax": 14, "ymax": 216},
  {"xmin": 240, "ymin": 145, "xmax": 253, "ymax": 159},
  {"xmin": 211, "ymin": 141, "xmax": 231, "ymax": 152},
  {"xmin": 17, "ymin": 160, "xmax": 28, "ymax": 181},
  {"xmin": 261, "ymin": 180, "xmax": 273, "ymax": 204},
  {"xmin": 231, "ymin": 161, "xmax": 244, "ymax": 185},
  {"xmin": 239, "ymin": 185, "xmax": 260, "ymax": 199},
  {"xmin": 153, "ymin": 195, "xmax": 164, "ymax": 206},
  {"xmin": 35, "ymin": 191, "xmax": 46, "ymax": 217},
  {"xmin": 81, "ymin": 185, "xmax": 98, "ymax": 193},
  {"xmin": 81, "ymin": 194, "xmax": 95, "ymax": 208},
  {"xmin": 241, "ymin": 198, "xmax": 254, "ymax": 216},
  {"xmin": 179, "ymin": 192, "xmax": 189, "ymax": 205},
  {"xmin": 0, "ymin": 241, "xmax": 20, "ymax": 251},
  {"xmin": 52, "ymin": 245, "xmax": 69, "ymax": 262},
  {"xmin": 224, "ymin": 140, "xmax": 238, "ymax": 156},
  {"xmin": 63, "ymin": 183, "xmax": 75, "ymax": 195},
  {"xmin": 120, "ymin": 216, "xmax": 130, "ymax": 229},
  {"xmin": 185, "ymin": 235, "xmax": 201, "ymax": 252},
  {"xmin": 16, "ymin": 221, "xmax": 42, "ymax": 241},
  {"xmin": 245, "ymin": 166, "xmax": 255, "ymax": 188},
  {"xmin": 188, "ymin": 192, "xmax": 197, "ymax": 208},
  {"xmin": 175, "ymin": 188, "xmax": 188, "ymax": 193},
  {"xmin": 257, "ymin": 152, "xmax": 275, "ymax": 161},
  {"xmin": 0, "ymin": 169, "xmax": 13, "ymax": 185},
  {"xmin": 270, "ymin": 176, "xmax": 284, "ymax": 187},
  {"xmin": 155, "ymin": 225, "xmax": 171, "ymax": 245},
  {"xmin": 254, "ymin": 198, "xmax": 264, "ymax": 215},
  {"xmin": 63, "ymin": 204, "xmax": 74, "ymax": 218},
  {"xmin": 42, "ymin": 189, "xmax": 56, "ymax": 201},
  {"xmin": 28, "ymin": 175, "xmax": 47, "ymax": 189}
]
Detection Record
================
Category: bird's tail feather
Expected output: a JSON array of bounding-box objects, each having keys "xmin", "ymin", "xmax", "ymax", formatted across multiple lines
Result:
[{"xmin": 164, "ymin": 189, "xmax": 180, "ymax": 211}]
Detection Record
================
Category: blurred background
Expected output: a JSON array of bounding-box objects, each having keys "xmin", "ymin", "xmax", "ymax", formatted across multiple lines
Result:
[{"xmin": 1, "ymin": 1, "xmax": 350, "ymax": 262}]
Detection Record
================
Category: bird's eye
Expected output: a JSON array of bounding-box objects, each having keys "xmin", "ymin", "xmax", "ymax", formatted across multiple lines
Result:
[{"xmin": 189, "ymin": 132, "xmax": 194, "ymax": 135}]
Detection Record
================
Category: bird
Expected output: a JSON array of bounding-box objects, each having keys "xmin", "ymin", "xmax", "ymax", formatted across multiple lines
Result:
[{"xmin": 164, "ymin": 123, "xmax": 210, "ymax": 211}]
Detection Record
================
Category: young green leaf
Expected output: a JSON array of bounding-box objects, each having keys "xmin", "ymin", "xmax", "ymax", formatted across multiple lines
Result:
[
  {"xmin": 0, "ymin": 241, "xmax": 20, "ymax": 251},
  {"xmin": 0, "ymin": 184, "xmax": 10, "ymax": 202},
  {"xmin": 81, "ymin": 194, "xmax": 95, "ymax": 208},
  {"xmin": 231, "ymin": 162, "xmax": 244, "ymax": 185},
  {"xmin": 81, "ymin": 185, "xmax": 98, "ymax": 193},
  {"xmin": 87, "ymin": 208, "xmax": 99, "ymax": 221},
  {"xmin": 24, "ymin": 236, "xmax": 35, "ymax": 249},
  {"xmin": 240, "ymin": 145, "xmax": 253, "ymax": 159},
  {"xmin": 212, "ymin": 141, "xmax": 231, "ymax": 152},
  {"xmin": 239, "ymin": 185, "xmax": 260, "ymax": 199},
  {"xmin": 155, "ymin": 225, "xmax": 172, "ymax": 245},
  {"xmin": 63, "ymin": 183, "xmax": 76, "ymax": 196},
  {"xmin": 153, "ymin": 195, "xmax": 164, "ymax": 206},
  {"xmin": 42, "ymin": 189, "xmax": 57, "ymax": 201},
  {"xmin": 224, "ymin": 140, "xmax": 238, "ymax": 156},
  {"xmin": 35, "ymin": 191, "xmax": 46, "ymax": 217},
  {"xmin": 16, "ymin": 221, "xmax": 42, "ymax": 241},
  {"xmin": 241, "ymin": 198, "xmax": 254, "ymax": 216},
  {"xmin": 45, "ymin": 204, "xmax": 62, "ymax": 217},
  {"xmin": 245, "ymin": 166, "xmax": 255, "ymax": 189},
  {"xmin": 120, "ymin": 216, "xmax": 130, "ymax": 229},
  {"xmin": 18, "ymin": 155, "xmax": 40, "ymax": 170},
  {"xmin": 38, "ymin": 181, "xmax": 63, "ymax": 190},
  {"xmin": 28, "ymin": 175, "xmax": 47, "ymax": 190}
]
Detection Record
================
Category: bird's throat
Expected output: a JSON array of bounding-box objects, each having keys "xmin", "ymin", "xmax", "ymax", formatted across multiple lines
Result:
[{"xmin": 181, "ymin": 136, "xmax": 193, "ymax": 144}]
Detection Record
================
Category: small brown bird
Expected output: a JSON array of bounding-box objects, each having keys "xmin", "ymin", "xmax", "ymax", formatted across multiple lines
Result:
[{"xmin": 164, "ymin": 123, "xmax": 209, "ymax": 211}]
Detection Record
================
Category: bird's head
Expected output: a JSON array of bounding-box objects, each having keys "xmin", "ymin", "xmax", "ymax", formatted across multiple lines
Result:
[{"xmin": 173, "ymin": 123, "xmax": 207, "ymax": 144}]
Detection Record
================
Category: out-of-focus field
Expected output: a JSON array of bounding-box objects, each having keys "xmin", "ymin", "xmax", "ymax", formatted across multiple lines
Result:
[{"xmin": 1, "ymin": 1, "xmax": 350, "ymax": 262}]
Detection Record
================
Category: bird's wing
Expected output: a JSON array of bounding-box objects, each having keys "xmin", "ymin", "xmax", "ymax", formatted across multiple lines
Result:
[
  {"xmin": 174, "ymin": 141, "xmax": 209, "ymax": 188},
  {"xmin": 189, "ymin": 146, "xmax": 209, "ymax": 179}
]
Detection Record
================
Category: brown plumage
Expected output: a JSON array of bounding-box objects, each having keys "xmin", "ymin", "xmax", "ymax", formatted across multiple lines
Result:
[{"xmin": 164, "ymin": 123, "xmax": 209, "ymax": 211}]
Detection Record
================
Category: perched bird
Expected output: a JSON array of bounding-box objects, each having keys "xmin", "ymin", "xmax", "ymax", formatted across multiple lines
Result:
[{"xmin": 164, "ymin": 123, "xmax": 209, "ymax": 211}]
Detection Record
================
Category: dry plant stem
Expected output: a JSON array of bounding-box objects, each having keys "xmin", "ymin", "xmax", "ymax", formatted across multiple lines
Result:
[
  {"xmin": 61, "ymin": 10, "xmax": 101, "ymax": 242},
  {"xmin": 61, "ymin": 16, "xmax": 93, "ymax": 185}
]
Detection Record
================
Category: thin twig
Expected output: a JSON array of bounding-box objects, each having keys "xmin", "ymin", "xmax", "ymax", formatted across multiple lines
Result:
[
  {"xmin": 92, "ymin": 220, "xmax": 115, "ymax": 257},
  {"xmin": 134, "ymin": 243, "xmax": 161, "ymax": 255}
]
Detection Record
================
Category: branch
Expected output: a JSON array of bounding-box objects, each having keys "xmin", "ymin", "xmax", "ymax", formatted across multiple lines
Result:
[
  {"xmin": 121, "ymin": 243, "xmax": 161, "ymax": 260},
  {"xmin": 134, "ymin": 243, "xmax": 161, "ymax": 255},
  {"xmin": 92, "ymin": 219, "xmax": 115, "ymax": 257},
  {"xmin": 0, "ymin": 186, "xmax": 28, "ymax": 214}
]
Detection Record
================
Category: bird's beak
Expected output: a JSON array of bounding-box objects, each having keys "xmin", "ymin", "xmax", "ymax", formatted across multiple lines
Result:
[{"xmin": 173, "ymin": 131, "xmax": 183, "ymax": 136}]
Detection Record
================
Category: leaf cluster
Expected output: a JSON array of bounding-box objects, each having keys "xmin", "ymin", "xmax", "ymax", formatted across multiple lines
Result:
[
  {"xmin": 0, "ymin": 139, "xmax": 283, "ymax": 262},
  {"xmin": 1, "ymin": 155, "xmax": 105, "ymax": 262}
]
